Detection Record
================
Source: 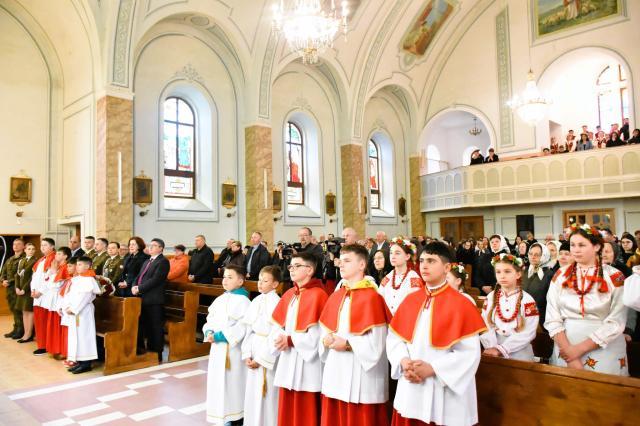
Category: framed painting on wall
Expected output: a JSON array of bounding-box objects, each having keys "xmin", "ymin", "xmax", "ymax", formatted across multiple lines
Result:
[{"xmin": 9, "ymin": 176, "xmax": 32, "ymax": 205}]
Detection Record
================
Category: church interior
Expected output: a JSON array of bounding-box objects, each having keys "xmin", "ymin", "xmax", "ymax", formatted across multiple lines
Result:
[{"xmin": 1, "ymin": 0, "xmax": 639, "ymax": 425}]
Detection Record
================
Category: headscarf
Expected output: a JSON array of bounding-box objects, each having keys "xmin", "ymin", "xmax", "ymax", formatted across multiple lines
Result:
[
  {"xmin": 491, "ymin": 235, "xmax": 509, "ymax": 254},
  {"xmin": 546, "ymin": 240, "xmax": 562, "ymax": 258},
  {"xmin": 528, "ymin": 242, "xmax": 550, "ymax": 279}
]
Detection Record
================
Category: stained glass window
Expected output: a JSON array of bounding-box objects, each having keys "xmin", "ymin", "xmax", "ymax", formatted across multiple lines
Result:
[
  {"xmin": 368, "ymin": 140, "xmax": 380, "ymax": 209},
  {"xmin": 163, "ymin": 97, "xmax": 195, "ymax": 198},
  {"xmin": 286, "ymin": 122, "xmax": 304, "ymax": 204}
]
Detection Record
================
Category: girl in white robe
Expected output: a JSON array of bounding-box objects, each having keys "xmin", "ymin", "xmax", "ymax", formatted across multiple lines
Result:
[
  {"xmin": 624, "ymin": 266, "xmax": 640, "ymax": 311},
  {"xmin": 378, "ymin": 237, "xmax": 422, "ymax": 314},
  {"xmin": 446, "ymin": 263, "xmax": 476, "ymax": 305},
  {"xmin": 545, "ymin": 225, "xmax": 628, "ymax": 376},
  {"xmin": 480, "ymin": 254, "xmax": 539, "ymax": 362},
  {"xmin": 241, "ymin": 266, "xmax": 281, "ymax": 426},
  {"xmin": 203, "ymin": 265, "xmax": 251, "ymax": 425}
]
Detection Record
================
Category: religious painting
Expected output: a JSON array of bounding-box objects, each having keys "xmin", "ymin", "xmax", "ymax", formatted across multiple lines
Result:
[
  {"xmin": 9, "ymin": 176, "xmax": 32, "ymax": 205},
  {"xmin": 402, "ymin": 0, "xmax": 454, "ymax": 56},
  {"xmin": 325, "ymin": 192, "xmax": 336, "ymax": 216},
  {"xmin": 273, "ymin": 188, "xmax": 282, "ymax": 212},
  {"xmin": 222, "ymin": 182, "xmax": 237, "ymax": 208},
  {"xmin": 285, "ymin": 122, "xmax": 304, "ymax": 205},
  {"xmin": 133, "ymin": 176, "xmax": 153, "ymax": 206},
  {"xmin": 534, "ymin": 0, "xmax": 623, "ymax": 39},
  {"xmin": 398, "ymin": 197, "xmax": 407, "ymax": 218}
]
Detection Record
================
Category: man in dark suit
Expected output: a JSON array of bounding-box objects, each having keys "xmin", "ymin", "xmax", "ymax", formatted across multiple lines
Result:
[
  {"xmin": 132, "ymin": 238, "xmax": 170, "ymax": 362},
  {"xmin": 368, "ymin": 231, "xmax": 390, "ymax": 272},
  {"xmin": 188, "ymin": 235, "xmax": 214, "ymax": 283},
  {"xmin": 68, "ymin": 235, "xmax": 84, "ymax": 258},
  {"xmin": 213, "ymin": 239, "xmax": 233, "ymax": 278},
  {"xmin": 244, "ymin": 231, "xmax": 271, "ymax": 281}
]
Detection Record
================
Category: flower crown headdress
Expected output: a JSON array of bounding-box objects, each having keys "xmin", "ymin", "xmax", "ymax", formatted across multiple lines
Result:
[
  {"xmin": 450, "ymin": 262, "xmax": 468, "ymax": 279},
  {"xmin": 569, "ymin": 222, "xmax": 598, "ymax": 236},
  {"xmin": 491, "ymin": 253, "xmax": 524, "ymax": 268},
  {"xmin": 390, "ymin": 236, "xmax": 417, "ymax": 255}
]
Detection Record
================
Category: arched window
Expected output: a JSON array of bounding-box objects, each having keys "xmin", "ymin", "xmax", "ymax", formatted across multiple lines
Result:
[
  {"xmin": 368, "ymin": 140, "xmax": 381, "ymax": 209},
  {"xmin": 285, "ymin": 122, "xmax": 304, "ymax": 205},
  {"xmin": 597, "ymin": 64, "xmax": 629, "ymax": 129},
  {"xmin": 163, "ymin": 97, "xmax": 195, "ymax": 198}
]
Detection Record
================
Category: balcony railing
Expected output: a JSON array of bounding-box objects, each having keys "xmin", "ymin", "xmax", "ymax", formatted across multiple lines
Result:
[{"xmin": 420, "ymin": 145, "xmax": 640, "ymax": 212}]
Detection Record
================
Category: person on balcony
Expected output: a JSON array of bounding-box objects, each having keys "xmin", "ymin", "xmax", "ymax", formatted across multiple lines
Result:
[
  {"xmin": 575, "ymin": 133, "xmax": 593, "ymax": 151},
  {"xmin": 469, "ymin": 149, "xmax": 484, "ymax": 165},
  {"xmin": 484, "ymin": 148, "xmax": 499, "ymax": 163}
]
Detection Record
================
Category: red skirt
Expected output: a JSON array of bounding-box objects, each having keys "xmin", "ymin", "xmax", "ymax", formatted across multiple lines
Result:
[
  {"xmin": 60, "ymin": 325, "xmax": 68, "ymax": 358},
  {"xmin": 33, "ymin": 306, "xmax": 48, "ymax": 350},
  {"xmin": 278, "ymin": 388, "xmax": 321, "ymax": 426},
  {"xmin": 391, "ymin": 410, "xmax": 436, "ymax": 426},
  {"xmin": 45, "ymin": 310, "xmax": 63, "ymax": 355},
  {"xmin": 321, "ymin": 396, "xmax": 389, "ymax": 426}
]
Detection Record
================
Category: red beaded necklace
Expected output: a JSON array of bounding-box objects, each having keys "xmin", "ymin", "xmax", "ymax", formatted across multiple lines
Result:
[
  {"xmin": 494, "ymin": 288, "xmax": 520, "ymax": 323},
  {"xmin": 573, "ymin": 265, "xmax": 598, "ymax": 317},
  {"xmin": 391, "ymin": 268, "xmax": 411, "ymax": 290}
]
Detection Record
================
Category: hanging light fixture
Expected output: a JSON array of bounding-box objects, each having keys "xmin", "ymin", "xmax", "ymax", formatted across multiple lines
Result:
[
  {"xmin": 508, "ymin": 69, "xmax": 551, "ymax": 126},
  {"xmin": 272, "ymin": 0, "xmax": 349, "ymax": 65},
  {"xmin": 468, "ymin": 117, "xmax": 482, "ymax": 136}
]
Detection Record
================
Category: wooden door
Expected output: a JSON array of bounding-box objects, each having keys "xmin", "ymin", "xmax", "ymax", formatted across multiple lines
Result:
[
  {"xmin": 440, "ymin": 216, "xmax": 484, "ymax": 242},
  {"xmin": 563, "ymin": 209, "xmax": 615, "ymax": 233}
]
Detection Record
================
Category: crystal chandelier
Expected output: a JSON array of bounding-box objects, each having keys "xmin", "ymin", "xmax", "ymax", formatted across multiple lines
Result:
[
  {"xmin": 272, "ymin": 0, "xmax": 349, "ymax": 65},
  {"xmin": 468, "ymin": 117, "xmax": 482, "ymax": 136},
  {"xmin": 508, "ymin": 69, "xmax": 551, "ymax": 126}
]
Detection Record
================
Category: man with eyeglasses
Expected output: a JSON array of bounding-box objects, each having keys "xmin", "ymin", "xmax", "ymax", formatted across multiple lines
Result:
[
  {"xmin": 270, "ymin": 251, "xmax": 329, "ymax": 426},
  {"xmin": 277, "ymin": 227, "xmax": 325, "ymax": 281},
  {"xmin": 132, "ymin": 238, "xmax": 170, "ymax": 363}
]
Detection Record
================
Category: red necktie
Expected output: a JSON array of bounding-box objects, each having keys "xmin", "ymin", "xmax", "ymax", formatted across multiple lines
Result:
[{"xmin": 137, "ymin": 258, "xmax": 153, "ymax": 285}]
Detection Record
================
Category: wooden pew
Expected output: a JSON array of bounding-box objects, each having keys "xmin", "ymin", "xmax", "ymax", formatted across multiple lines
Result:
[
  {"xmin": 94, "ymin": 296, "xmax": 158, "ymax": 375},
  {"xmin": 477, "ymin": 356, "xmax": 640, "ymax": 425}
]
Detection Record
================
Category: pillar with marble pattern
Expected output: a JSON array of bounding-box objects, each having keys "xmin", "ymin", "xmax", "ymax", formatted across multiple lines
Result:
[
  {"xmin": 245, "ymin": 125, "xmax": 274, "ymax": 246},
  {"xmin": 340, "ymin": 143, "xmax": 366, "ymax": 238}
]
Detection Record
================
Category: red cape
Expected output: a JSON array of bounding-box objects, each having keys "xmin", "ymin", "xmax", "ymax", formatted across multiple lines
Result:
[
  {"xmin": 272, "ymin": 279, "xmax": 328, "ymax": 332},
  {"xmin": 319, "ymin": 286, "xmax": 392, "ymax": 335},
  {"xmin": 54, "ymin": 263, "xmax": 70, "ymax": 282},
  {"xmin": 389, "ymin": 284, "xmax": 486, "ymax": 350},
  {"xmin": 33, "ymin": 252, "xmax": 55, "ymax": 272}
]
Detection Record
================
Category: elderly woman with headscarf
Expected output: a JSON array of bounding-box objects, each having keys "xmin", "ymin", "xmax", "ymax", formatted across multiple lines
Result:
[
  {"xmin": 473, "ymin": 234, "xmax": 510, "ymax": 295},
  {"xmin": 521, "ymin": 242, "xmax": 554, "ymax": 325}
]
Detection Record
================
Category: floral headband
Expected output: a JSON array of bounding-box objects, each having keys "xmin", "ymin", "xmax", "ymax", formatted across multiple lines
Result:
[
  {"xmin": 569, "ymin": 222, "xmax": 598, "ymax": 236},
  {"xmin": 491, "ymin": 253, "xmax": 524, "ymax": 268},
  {"xmin": 391, "ymin": 236, "xmax": 417, "ymax": 255},
  {"xmin": 450, "ymin": 263, "xmax": 467, "ymax": 279}
]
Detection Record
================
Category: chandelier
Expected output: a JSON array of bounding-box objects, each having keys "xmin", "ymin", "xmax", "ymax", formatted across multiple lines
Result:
[
  {"xmin": 272, "ymin": 0, "xmax": 349, "ymax": 65},
  {"xmin": 468, "ymin": 117, "xmax": 482, "ymax": 136},
  {"xmin": 508, "ymin": 69, "xmax": 551, "ymax": 126}
]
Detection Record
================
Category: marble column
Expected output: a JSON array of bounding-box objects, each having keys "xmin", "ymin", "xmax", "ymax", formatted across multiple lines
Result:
[
  {"xmin": 95, "ymin": 95, "xmax": 133, "ymax": 242},
  {"xmin": 340, "ymin": 143, "xmax": 365, "ymax": 238},
  {"xmin": 409, "ymin": 155, "xmax": 426, "ymax": 236},
  {"xmin": 245, "ymin": 125, "xmax": 274, "ymax": 246}
]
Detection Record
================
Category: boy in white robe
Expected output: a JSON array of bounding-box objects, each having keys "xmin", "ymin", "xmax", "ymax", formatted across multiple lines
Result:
[
  {"xmin": 241, "ymin": 266, "xmax": 282, "ymax": 426},
  {"xmin": 318, "ymin": 244, "xmax": 392, "ymax": 426},
  {"xmin": 203, "ymin": 264, "xmax": 251, "ymax": 425},
  {"xmin": 387, "ymin": 242, "xmax": 486, "ymax": 426},
  {"xmin": 64, "ymin": 256, "xmax": 102, "ymax": 374}
]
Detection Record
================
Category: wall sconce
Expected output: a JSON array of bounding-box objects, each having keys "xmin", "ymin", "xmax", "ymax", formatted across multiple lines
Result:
[
  {"xmin": 16, "ymin": 211, "xmax": 24, "ymax": 225},
  {"xmin": 226, "ymin": 210, "xmax": 236, "ymax": 218},
  {"xmin": 139, "ymin": 209, "xmax": 149, "ymax": 217},
  {"xmin": 273, "ymin": 214, "xmax": 283, "ymax": 222},
  {"xmin": 329, "ymin": 217, "xmax": 337, "ymax": 224}
]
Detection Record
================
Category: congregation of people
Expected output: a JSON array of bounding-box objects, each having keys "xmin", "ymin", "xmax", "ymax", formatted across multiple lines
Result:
[{"xmin": 2, "ymin": 223, "xmax": 640, "ymax": 426}]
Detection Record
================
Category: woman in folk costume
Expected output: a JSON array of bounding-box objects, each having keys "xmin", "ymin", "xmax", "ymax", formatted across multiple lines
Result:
[
  {"xmin": 480, "ymin": 254, "xmax": 539, "ymax": 362},
  {"xmin": 378, "ymin": 237, "xmax": 422, "ymax": 315},
  {"xmin": 31, "ymin": 238, "xmax": 56, "ymax": 355},
  {"xmin": 318, "ymin": 244, "xmax": 392, "ymax": 426},
  {"xmin": 387, "ymin": 242, "xmax": 486, "ymax": 426},
  {"xmin": 446, "ymin": 263, "xmax": 476, "ymax": 305},
  {"xmin": 203, "ymin": 264, "xmax": 251, "ymax": 425},
  {"xmin": 15, "ymin": 243, "xmax": 39, "ymax": 343},
  {"xmin": 545, "ymin": 224, "xmax": 628, "ymax": 375},
  {"xmin": 241, "ymin": 266, "xmax": 282, "ymax": 426},
  {"xmin": 269, "ymin": 251, "xmax": 329, "ymax": 426},
  {"xmin": 64, "ymin": 257, "xmax": 102, "ymax": 374},
  {"xmin": 521, "ymin": 242, "xmax": 554, "ymax": 325}
]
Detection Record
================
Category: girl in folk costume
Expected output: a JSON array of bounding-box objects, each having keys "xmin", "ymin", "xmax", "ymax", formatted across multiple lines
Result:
[
  {"xmin": 64, "ymin": 257, "xmax": 102, "ymax": 374},
  {"xmin": 15, "ymin": 243, "xmax": 39, "ymax": 343},
  {"xmin": 58, "ymin": 258, "xmax": 78, "ymax": 368},
  {"xmin": 446, "ymin": 263, "xmax": 476, "ymax": 305},
  {"xmin": 378, "ymin": 237, "xmax": 422, "ymax": 315},
  {"xmin": 521, "ymin": 242, "xmax": 553, "ymax": 324},
  {"xmin": 31, "ymin": 238, "xmax": 56, "ymax": 355},
  {"xmin": 480, "ymin": 254, "xmax": 539, "ymax": 362},
  {"xmin": 544, "ymin": 224, "xmax": 629, "ymax": 375},
  {"xmin": 318, "ymin": 244, "xmax": 392, "ymax": 426},
  {"xmin": 241, "ymin": 266, "xmax": 282, "ymax": 426},
  {"xmin": 269, "ymin": 252, "xmax": 329, "ymax": 426},
  {"xmin": 387, "ymin": 242, "xmax": 486, "ymax": 426},
  {"xmin": 203, "ymin": 264, "xmax": 251, "ymax": 425},
  {"xmin": 45, "ymin": 247, "xmax": 72, "ymax": 358}
]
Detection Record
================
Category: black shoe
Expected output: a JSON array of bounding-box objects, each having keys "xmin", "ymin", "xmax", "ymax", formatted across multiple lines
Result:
[
  {"xmin": 67, "ymin": 364, "xmax": 82, "ymax": 372},
  {"xmin": 4, "ymin": 331, "xmax": 15, "ymax": 338},
  {"xmin": 17, "ymin": 337, "xmax": 34, "ymax": 343},
  {"xmin": 12, "ymin": 332, "xmax": 23, "ymax": 340},
  {"xmin": 33, "ymin": 348, "xmax": 47, "ymax": 355},
  {"xmin": 72, "ymin": 364, "xmax": 92, "ymax": 374}
]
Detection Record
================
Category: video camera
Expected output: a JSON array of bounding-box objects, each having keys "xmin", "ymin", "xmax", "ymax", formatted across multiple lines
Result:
[{"xmin": 276, "ymin": 241, "xmax": 303, "ymax": 259}]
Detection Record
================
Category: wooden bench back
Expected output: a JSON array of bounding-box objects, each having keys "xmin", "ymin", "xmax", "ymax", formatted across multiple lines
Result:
[
  {"xmin": 477, "ymin": 356, "xmax": 640, "ymax": 425},
  {"xmin": 94, "ymin": 296, "xmax": 124, "ymax": 333}
]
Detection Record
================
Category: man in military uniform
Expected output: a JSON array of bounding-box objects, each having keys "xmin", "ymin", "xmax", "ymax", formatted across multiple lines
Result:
[
  {"xmin": 92, "ymin": 238, "xmax": 109, "ymax": 275},
  {"xmin": 101, "ymin": 242, "xmax": 123, "ymax": 285},
  {"xmin": 0, "ymin": 238, "xmax": 25, "ymax": 339},
  {"xmin": 83, "ymin": 236, "xmax": 97, "ymax": 260}
]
